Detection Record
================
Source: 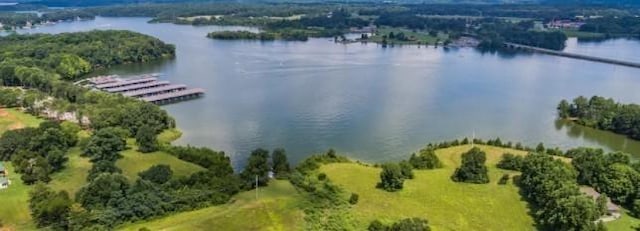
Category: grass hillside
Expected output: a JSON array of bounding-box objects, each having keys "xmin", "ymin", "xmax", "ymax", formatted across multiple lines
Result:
[
  {"xmin": 116, "ymin": 139, "xmax": 205, "ymax": 180},
  {"xmin": 119, "ymin": 180, "xmax": 305, "ymax": 231},
  {"xmin": 0, "ymin": 108, "xmax": 43, "ymax": 134},
  {"xmin": 320, "ymin": 144, "xmax": 536, "ymax": 231}
]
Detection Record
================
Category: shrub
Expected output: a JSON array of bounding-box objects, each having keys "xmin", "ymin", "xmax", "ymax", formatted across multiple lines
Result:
[
  {"xmin": 368, "ymin": 220, "xmax": 386, "ymax": 231},
  {"xmin": 399, "ymin": 160, "xmax": 414, "ymax": 179},
  {"xmin": 496, "ymin": 153, "xmax": 524, "ymax": 171},
  {"xmin": 409, "ymin": 148, "xmax": 442, "ymax": 169},
  {"xmin": 451, "ymin": 147, "xmax": 489, "ymax": 184},
  {"xmin": 498, "ymin": 174, "xmax": 509, "ymax": 185},
  {"xmin": 632, "ymin": 199, "xmax": 640, "ymax": 218},
  {"xmin": 349, "ymin": 193, "xmax": 359, "ymax": 205},
  {"xmin": 378, "ymin": 163, "xmax": 405, "ymax": 192},
  {"xmin": 318, "ymin": 173, "xmax": 327, "ymax": 181}
]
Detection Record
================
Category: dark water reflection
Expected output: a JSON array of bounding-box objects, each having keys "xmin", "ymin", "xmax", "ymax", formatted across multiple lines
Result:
[{"xmin": 9, "ymin": 17, "xmax": 640, "ymax": 167}]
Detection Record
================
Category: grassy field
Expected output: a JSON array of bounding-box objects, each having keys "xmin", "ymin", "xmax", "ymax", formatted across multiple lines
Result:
[
  {"xmin": 559, "ymin": 29, "xmax": 606, "ymax": 39},
  {"xmin": 365, "ymin": 26, "xmax": 449, "ymax": 45},
  {"xmin": 116, "ymin": 139, "xmax": 205, "ymax": 180},
  {"xmin": 119, "ymin": 180, "xmax": 305, "ymax": 231},
  {"xmin": 49, "ymin": 147, "xmax": 92, "ymax": 198},
  {"xmin": 0, "ymin": 108, "xmax": 43, "ymax": 134},
  {"xmin": 606, "ymin": 209, "xmax": 640, "ymax": 231},
  {"xmin": 0, "ymin": 163, "xmax": 38, "ymax": 231},
  {"xmin": 320, "ymin": 145, "xmax": 536, "ymax": 231}
]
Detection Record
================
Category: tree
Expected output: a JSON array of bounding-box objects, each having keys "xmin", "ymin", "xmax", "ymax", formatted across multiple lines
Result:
[
  {"xmin": 451, "ymin": 147, "xmax": 489, "ymax": 184},
  {"xmin": 598, "ymin": 164, "xmax": 640, "ymax": 205},
  {"xmin": 596, "ymin": 194, "xmax": 608, "ymax": 216},
  {"xmin": 535, "ymin": 143, "xmax": 545, "ymax": 153},
  {"xmin": 87, "ymin": 160, "xmax": 122, "ymax": 181},
  {"xmin": 497, "ymin": 153, "xmax": 524, "ymax": 171},
  {"xmin": 349, "ymin": 193, "xmax": 359, "ymax": 205},
  {"xmin": 632, "ymin": 199, "xmax": 640, "ymax": 218},
  {"xmin": 368, "ymin": 220, "xmax": 387, "ymax": 231},
  {"xmin": 378, "ymin": 163, "xmax": 404, "ymax": 192},
  {"xmin": 557, "ymin": 99, "xmax": 571, "ymax": 118},
  {"xmin": 409, "ymin": 148, "xmax": 442, "ymax": 169},
  {"xmin": 498, "ymin": 174, "xmax": 510, "ymax": 185},
  {"xmin": 391, "ymin": 218, "xmax": 431, "ymax": 231},
  {"xmin": 271, "ymin": 148, "xmax": 290, "ymax": 179},
  {"xmin": 571, "ymin": 148, "xmax": 607, "ymax": 186},
  {"xmin": 135, "ymin": 125, "xmax": 158, "ymax": 153},
  {"xmin": 83, "ymin": 127, "xmax": 126, "ymax": 162},
  {"xmin": 607, "ymin": 152, "xmax": 631, "ymax": 165},
  {"xmin": 76, "ymin": 173, "xmax": 130, "ymax": 209},
  {"xmin": 240, "ymin": 148, "xmax": 270, "ymax": 189},
  {"xmin": 138, "ymin": 165, "xmax": 173, "ymax": 184},
  {"xmin": 399, "ymin": 160, "xmax": 414, "ymax": 179},
  {"xmin": 29, "ymin": 183, "xmax": 72, "ymax": 230}
]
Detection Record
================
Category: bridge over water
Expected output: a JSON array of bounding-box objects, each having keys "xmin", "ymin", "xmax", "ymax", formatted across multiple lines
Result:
[{"xmin": 504, "ymin": 42, "xmax": 640, "ymax": 69}]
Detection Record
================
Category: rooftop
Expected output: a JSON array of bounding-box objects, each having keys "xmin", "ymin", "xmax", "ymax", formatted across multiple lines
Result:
[{"xmin": 580, "ymin": 186, "xmax": 620, "ymax": 212}]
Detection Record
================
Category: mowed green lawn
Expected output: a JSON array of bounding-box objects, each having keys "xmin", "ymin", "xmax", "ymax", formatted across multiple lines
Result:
[
  {"xmin": 119, "ymin": 180, "xmax": 305, "ymax": 231},
  {"xmin": 606, "ymin": 209, "xmax": 640, "ymax": 231},
  {"xmin": 320, "ymin": 144, "xmax": 536, "ymax": 231},
  {"xmin": 116, "ymin": 139, "xmax": 205, "ymax": 180},
  {"xmin": 0, "ymin": 108, "xmax": 43, "ymax": 134},
  {"xmin": 0, "ymin": 163, "xmax": 38, "ymax": 230}
]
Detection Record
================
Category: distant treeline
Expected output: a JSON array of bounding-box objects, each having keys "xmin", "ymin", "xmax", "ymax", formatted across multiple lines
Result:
[
  {"xmin": 558, "ymin": 96, "xmax": 640, "ymax": 140},
  {"xmin": 580, "ymin": 16, "xmax": 640, "ymax": 38},
  {"xmin": 0, "ymin": 10, "xmax": 95, "ymax": 29},
  {"xmin": 476, "ymin": 20, "xmax": 568, "ymax": 50},
  {"xmin": 207, "ymin": 30, "xmax": 311, "ymax": 41}
]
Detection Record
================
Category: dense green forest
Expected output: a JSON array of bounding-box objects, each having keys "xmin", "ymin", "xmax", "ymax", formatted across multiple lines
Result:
[
  {"xmin": 0, "ymin": 29, "xmax": 248, "ymax": 230},
  {"xmin": 0, "ymin": 10, "xmax": 94, "ymax": 29},
  {"xmin": 558, "ymin": 96, "xmax": 640, "ymax": 140}
]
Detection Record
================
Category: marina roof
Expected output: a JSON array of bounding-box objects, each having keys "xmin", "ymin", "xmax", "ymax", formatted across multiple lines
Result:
[
  {"xmin": 141, "ymin": 88, "xmax": 205, "ymax": 103},
  {"xmin": 106, "ymin": 81, "xmax": 170, "ymax": 93},
  {"xmin": 95, "ymin": 77, "xmax": 158, "ymax": 89},
  {"xmin": 122, "ymin": 84, "xmax": 187, "ymax": 97}
]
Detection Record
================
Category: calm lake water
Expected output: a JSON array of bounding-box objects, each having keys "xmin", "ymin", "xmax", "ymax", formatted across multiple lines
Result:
[{"xmin": 9, "ymin": 17, "xmax": 640, "ymax": 166}]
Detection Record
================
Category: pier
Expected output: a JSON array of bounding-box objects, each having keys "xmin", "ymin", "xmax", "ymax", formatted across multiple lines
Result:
[
  {"xmin": 504, "ymin": 42, "xmax": 640, "ymax": 69},
  {"xmin": 85, "ymin": 74, "xmax": 204, "ymax": 105}
]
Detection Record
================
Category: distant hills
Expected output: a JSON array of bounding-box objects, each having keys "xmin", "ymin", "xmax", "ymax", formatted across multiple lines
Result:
[{"xmin": 2, "ymin": 0, "xmax": 640, "ymax": 7}]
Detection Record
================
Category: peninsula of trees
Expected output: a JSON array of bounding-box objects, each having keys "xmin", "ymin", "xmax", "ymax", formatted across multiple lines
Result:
[{"xmin": 558, "ymin": 96, "xmax": 640, "ymax": 140}]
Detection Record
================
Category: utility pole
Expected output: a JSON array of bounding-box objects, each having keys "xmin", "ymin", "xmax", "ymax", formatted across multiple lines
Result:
[
  {"xmin": 255, "ymin": 175, "xmax": 259, "ymax": 200},
  {"xmin": 472, "ymin": 130, "xmax": 476, "ymax": 148}
]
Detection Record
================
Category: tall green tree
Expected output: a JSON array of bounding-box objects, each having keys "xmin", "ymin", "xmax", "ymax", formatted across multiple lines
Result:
[
  {"xmin": 83, "ymin": 127, "xmax": 126, "ymax": 162},
  {"xmin": 451, "ymin": 147, "xmax": 489, "ymax": 184},
  {"xmin": 271, "ymin": 148, "xmax": 290, "ymax": 179},
  {"xmin": 378, "ymin": 163, "xmax": 405, "ymax": 192},
  {"xmin": 409, "ymin": 148, "xmax": 442, "ymax": 169},
  {"xmin": 135, "ymin": 125, "xmax": 158, "ymax": 153},
  {"xmin": 240, "ymin": 148, "xmax": 270, "ymax": 189},
  {"xmin": 29, "ymin": 183, "xmax": 72, "ymax": 230}
]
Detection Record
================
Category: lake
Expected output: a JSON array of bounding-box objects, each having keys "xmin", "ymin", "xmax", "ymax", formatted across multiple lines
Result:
[{"xmin": 10, "ymin": 16, "xmax": 640, "ymax": 166}]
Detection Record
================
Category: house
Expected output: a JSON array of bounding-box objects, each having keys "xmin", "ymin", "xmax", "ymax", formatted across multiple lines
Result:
[
  {"xmin": 580, "ymin": 186, "xmax": 621, "ymax": 220},
  {"xmin": 0, "ymin": 162, "xmax": 6, "ymax": 176},
  {"xmin": 0, "ymin": 177, "xmax": 9, "ymax": 189}
]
